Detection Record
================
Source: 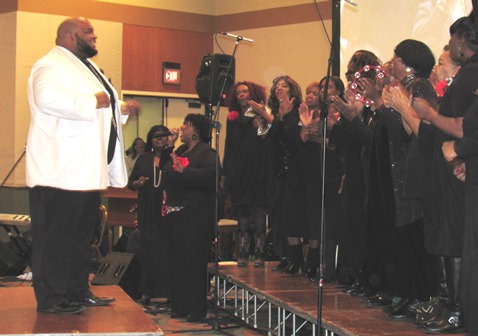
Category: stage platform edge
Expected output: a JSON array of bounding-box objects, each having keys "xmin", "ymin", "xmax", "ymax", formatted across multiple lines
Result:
[
  {"xmin": 208, "ymin": 261, "xmax": 464, "ymax": 336},
  {"xmin": 0, "ymin": 285, "xmax": 162, "ymax": 336}
]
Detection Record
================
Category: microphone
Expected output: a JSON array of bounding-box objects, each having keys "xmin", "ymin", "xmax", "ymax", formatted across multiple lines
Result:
[
  {"xmin": 219, "ymin": 32, "xmax": 254, "ymax": 43},
  {"xmin": 344, "ymin": 0, "xmax": 358, "ymax": 6}
]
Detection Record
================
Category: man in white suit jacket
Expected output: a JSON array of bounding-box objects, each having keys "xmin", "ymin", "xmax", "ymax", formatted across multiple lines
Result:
[{"xmin": 26, "ymin": 17, "xmax": 140, "ymax": 314}]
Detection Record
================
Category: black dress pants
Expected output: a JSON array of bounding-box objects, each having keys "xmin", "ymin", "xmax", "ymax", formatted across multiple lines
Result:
[
  {"xmin": 166, "ymin": 207, "xmax": 214, "ymax": 317},
  {"xmin": 29, "ymin": 187, "xmax": 100, "ymax": 310}
]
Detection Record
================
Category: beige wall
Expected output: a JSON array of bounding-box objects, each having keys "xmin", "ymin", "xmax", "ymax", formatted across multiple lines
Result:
[
  {"xmin": 1, "ymin": 12, "xmax": 123, "ymax": 187},
  {"xmin": 0, "ymin": 12, "xmax": 17, "ymax": 185},
  {"xmin": 214, "ymin": 21, "xmax": 332, "ymax": 94},
  {"xmin": 0, "ymin": 0, "xmax": 332, "ymax": 190}
]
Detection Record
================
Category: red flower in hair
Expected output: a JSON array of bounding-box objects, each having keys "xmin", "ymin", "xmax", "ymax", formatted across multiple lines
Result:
[
  {"xmin": 228, "ymin": 110, "xmax": 239, "ymax": 121},
  {"xmin": 173, "ymin": 156, "xmax": 189, "ymax": 172},
  {"xmin": 435, "ymin": 80, "xmax": 448, "ymax": 98}
]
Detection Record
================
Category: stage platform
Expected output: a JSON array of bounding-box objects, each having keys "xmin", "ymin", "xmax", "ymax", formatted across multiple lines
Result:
[
  {"xmin": 208, "ymin": 261, "xmax": 465, "ymax": 336},
  {"xmin": 0, "ymin": 284, "xmax": 162, "ymax": 336}
]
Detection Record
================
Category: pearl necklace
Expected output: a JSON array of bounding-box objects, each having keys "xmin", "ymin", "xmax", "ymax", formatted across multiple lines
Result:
[{"xmin": 153, "ymin": 156, "xmax": 162, "ymax": 188}]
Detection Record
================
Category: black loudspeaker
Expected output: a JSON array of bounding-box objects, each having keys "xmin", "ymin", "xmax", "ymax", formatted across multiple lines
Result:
[
  {"xmin": 91, "ymin": 251, "xmax": 141, "ymax": 299},
  {"xmin": 0, "ymin": 241, "xmax": 25, "ymax": 277},
  {"xmin": 195, "ymin": 54, "xmax": 235, "ymax": 105}
]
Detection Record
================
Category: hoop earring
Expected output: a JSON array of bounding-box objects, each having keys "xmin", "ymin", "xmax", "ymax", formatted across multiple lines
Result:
[{"xmin": 192, "ymin": 134, "xmax": 198, "ymax": 141}]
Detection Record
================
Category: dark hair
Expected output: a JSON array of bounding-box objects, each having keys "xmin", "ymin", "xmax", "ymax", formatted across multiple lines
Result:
[
  {"xmin": 267, "ymin": 75, "xmax": 302, "ymax": 116},
  {"xmin": 319, "ymin": 75, "xmax": 345, "ymax": 100},
  {"xmin": 184, "ymin": 113, "xmax": 211, "ymax": 143},
  {"xmin": 146, "ymin": 125, "xmax": 170, "ymax": 151},
  {"xmin": 125, "ymin": 137, "xmax": 145, "ymax": 158},
  {"xmin": 347, "ymin": 50, "xmax": 381, "ymax": 73},
  {"xmin": 394, "ymin": 39, "xmax": 435, "ymax": 78},
  {"xmin": 450, "ymin": 14, "xmax": 478, "ymax": 52},
  {"xmin": 227, "ymin": 81, "xmax": 267, "ymax": 112}
]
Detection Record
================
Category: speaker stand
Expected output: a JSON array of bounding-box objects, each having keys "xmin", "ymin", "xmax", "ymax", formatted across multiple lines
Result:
[{"xmin": 178, "ymin": 36, "xmax": 244, "ymax": 335}]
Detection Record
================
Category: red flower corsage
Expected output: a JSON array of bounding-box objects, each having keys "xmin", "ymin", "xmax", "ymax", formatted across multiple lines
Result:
[
  {"xmin": 173, "ymin": 156, "xmax": 189, "ymax": 172},
  {"xmin": 228, "ymin": 110, "xmax": 239, "ymax": 121},
  {"xmin": 435, "ymin": 80, "xmax": 448, "ymax": 98}
]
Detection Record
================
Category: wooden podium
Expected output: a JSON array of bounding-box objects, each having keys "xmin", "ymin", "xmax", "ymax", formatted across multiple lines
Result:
[{"xmin": 102, "ymin": 187, "xmax": 138, "ymax": 252}]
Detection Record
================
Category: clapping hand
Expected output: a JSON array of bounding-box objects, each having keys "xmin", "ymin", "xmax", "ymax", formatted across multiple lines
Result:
[
  {"xmin": 122, "ymin": 99, "xmax": 141, "ymax": 116},
  {"xmin": 442, "ymin": 140, "xmax": 457, "ymax": 162},
  {"xmin": 331, "ymin": 89, "xmax": 361, "ymax": 121},
  {"xmin": 299, "ymin": 103, "xmax": 314, "ymax": 128},
  {"xmin": 278, "ymin": 96, "xmax": 295, "ymax": 120},
  {"xmin": 382, "ymin": 84, "xmax": 411, "ymax": 113}
]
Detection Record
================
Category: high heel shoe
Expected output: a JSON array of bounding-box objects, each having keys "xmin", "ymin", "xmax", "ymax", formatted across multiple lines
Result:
[
  {"xmin": 388, "ymin": 299, "xmax": 419, "ymax": 320},
  {"xmin": 284, "ymin": 261, "xmax": 302, "ymax": 275},
  {"xmin": 303, "ymin": 265, "xmax": 318, "ymax": 281},
  {"xmin": 414, "ymin": 297, "xmax": 443, "ymax": 328}
]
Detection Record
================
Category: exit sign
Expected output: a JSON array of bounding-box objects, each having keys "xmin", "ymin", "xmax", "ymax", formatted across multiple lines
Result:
[{"xmin": 163, "ymin": 62, "xmax": 181, "ymax": 85}]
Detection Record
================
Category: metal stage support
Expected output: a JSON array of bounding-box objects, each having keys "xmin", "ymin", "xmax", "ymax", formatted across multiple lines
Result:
[{"xmin": 210, "ymin": 267, "xmax": 338, "ymax": 336}]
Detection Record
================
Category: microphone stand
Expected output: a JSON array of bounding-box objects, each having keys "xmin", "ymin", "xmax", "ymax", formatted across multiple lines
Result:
[
  {"xmin": 176, "ymin": 38, "xmax": 241, "ymax": 335},
  {"xmin": 208, "ymin": 38, "xmax": 240, "ymax": 334},
  {"xmin": 316, "ymin": 0, "xmax": 341, "ymax": 334},
  {"xmin": 0, "ymin": 148, "xmax": 26, "ymax": 189}
]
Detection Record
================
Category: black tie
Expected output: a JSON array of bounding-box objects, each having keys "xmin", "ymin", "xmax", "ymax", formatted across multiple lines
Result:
[{"xmin": 84, "ymin": 60, "xmax": 117, "ymax": 164}]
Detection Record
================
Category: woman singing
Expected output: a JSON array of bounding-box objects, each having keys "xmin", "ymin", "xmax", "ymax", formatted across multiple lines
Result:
[
  {"xmin": 163, "ymin": 114, "xmax": 218, "ymax": 322},
  {"xmin": 223, "ymin": 81, "xmax": 270, "ymax": 268},
  {"xmin": 267, "ymin": 75, "xmax": 305, "ymax": 274},
  {"xmin": 128, "ymin": 125, "xmax": 177, "ymax": 305}
]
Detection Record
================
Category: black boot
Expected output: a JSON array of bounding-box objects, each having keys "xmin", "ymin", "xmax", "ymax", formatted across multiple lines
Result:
[
  {"xmin": 425, "ymin": 257, "xmax": 465, "ymax": 334},
  {"xmin": 237, "ymin": 231, "xmax": 250, "ymax": 267},
  {"xmin": 304, "ymin": 248, "xmax": 319, "ymax": 282},
  {"xmin": 323, "ymin": 240, "xmax": 337, "ymax": 282},
  {"xmin": 284, "ymin": 244, "xmax": 303, "ymax": 275},
  {"xmin": 253, "ymin": 231, "xmax": 265, "ymax": 268}
]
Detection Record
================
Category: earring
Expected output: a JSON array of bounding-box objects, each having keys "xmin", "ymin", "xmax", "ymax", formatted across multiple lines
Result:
[
  {"xmin": 192, "ymin": 134, "xmax": 198, "ymax": 141},
  {"xmin": 406, "ymin": 67, "xmax": 412, "ymax": 73},
  {"xmin": 458, "ymin": 46, "xmax": 464, "ymax": 57}
]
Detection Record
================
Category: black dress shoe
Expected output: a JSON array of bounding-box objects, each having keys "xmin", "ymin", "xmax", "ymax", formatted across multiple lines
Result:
[
  {"xmin": 39, "ymin": 302, "xmax": 87, "ymax": 315},
  {"xmin": 414, "ymin": 298, "xmax": 443, "ymax": 328},
  {"xmin": 186, "ymin": 313, "xmax": 206, "ymax": 322},
  {"xmin": 367, "ymin": 292, "xmax": 393, "ymax": 307},
  {"xmin": 344, "ymin": 281, "xmax": 362, "ymax": 294},
  {"xmin": 356, "ymin": 286, "xmax": 375, "ymax": 297},
  {"xmin": 72, "ymin": 295, "xmax": 115, "ymax": 306},
  {"xmin": 272, "ymin": 258, "xmax": 289, "ymax": 272},
  {"xmin": 388, "ymin": 299, "xmax": 419, "ymax": 319},
  {"xmin": 170, "ymin": 312, "xmax": 188, "ymax": 318},
  {"xmin": 383, "ymin": 297, "xmax": 408, "ymax": 314},
  {"xmin": 424, "ymin": 308, "xmax": 465, "ymax": 334}
]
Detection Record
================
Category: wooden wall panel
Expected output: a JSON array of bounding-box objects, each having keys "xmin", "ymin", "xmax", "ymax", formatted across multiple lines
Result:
[{"xmin": 122, "ymin": 25, "xmax": 213, "ymax": 94}]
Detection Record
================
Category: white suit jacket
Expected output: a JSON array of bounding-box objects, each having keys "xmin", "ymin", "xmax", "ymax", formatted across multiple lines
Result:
[{"xmin": 26, "ymin": 46, "xmax": 128, "ymax": 191}]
